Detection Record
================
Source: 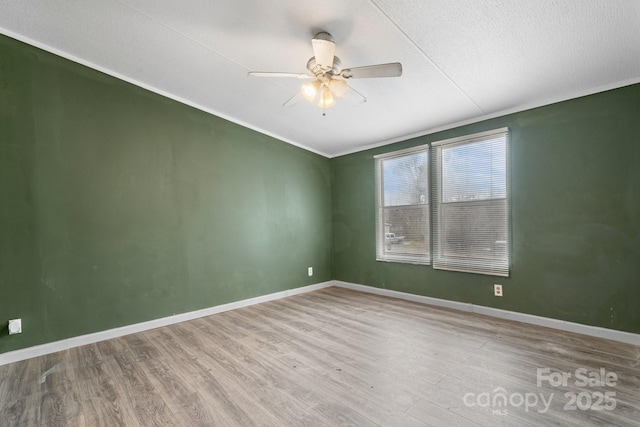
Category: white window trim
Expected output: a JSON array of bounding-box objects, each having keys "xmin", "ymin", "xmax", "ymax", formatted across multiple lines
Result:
[
  {"xmin": 375, "ymin": 143, "xmax": 431, "ymax": 265},
  {"xmin": 431, "ymin": 127, "xmax": 509, "ymax": 148},
  {"xmin": 431, "ymin": 127, "xmax": 510, "ymax": 277}
]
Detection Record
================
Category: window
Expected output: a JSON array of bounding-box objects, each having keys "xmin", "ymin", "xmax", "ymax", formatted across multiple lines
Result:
[
  {"xmin": 375, "ymin": 145, "xmax": 430, "ymax": 264},
  {"xmin": 431, "ymin": 128, "xmax": 509, "ymax": 276}
]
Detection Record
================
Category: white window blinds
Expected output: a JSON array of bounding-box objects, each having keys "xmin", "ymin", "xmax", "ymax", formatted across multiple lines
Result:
[
  {"xmin": 375, "ymin": 145, "xmax": 430, "ymax": 264},
  {"xmin": 432, "ymin": 128, "xmax": 510, "ymax": 276}
]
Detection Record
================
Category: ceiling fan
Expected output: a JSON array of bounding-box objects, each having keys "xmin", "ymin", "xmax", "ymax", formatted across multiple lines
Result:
[{"xmin": 248, "ymin": 32, "xmax": 402, "ymax": 110}]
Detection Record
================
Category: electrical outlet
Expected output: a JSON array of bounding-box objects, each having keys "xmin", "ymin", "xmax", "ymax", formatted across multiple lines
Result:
[
  {"xmin": 494, "ymin": 284, "xmax": 503, "ymax": 297},
  {"xmin": 8, "ymin": 318, "xmax": 22, "ymax": 335},
  {"xmin": 308, "ymin": 267, "xmax": 313, "ymax": 277}
]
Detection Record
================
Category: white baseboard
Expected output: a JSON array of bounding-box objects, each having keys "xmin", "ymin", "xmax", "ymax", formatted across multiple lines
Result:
[
  {"xmin": 332, "ymin": 280, "xmax": 640, "ymax": 346},
  {"xmin": 4, "ymin": 279, "xmax": 636, "ymax": 366},
  {"xmin": 0, "ymin": 281, "xmax": 333, "ymax": 366}
]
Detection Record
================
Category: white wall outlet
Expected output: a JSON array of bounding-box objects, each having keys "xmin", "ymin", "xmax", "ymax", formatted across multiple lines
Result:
[
  {"xmin": 8, "ymin": 318, "xmax": 22, "ymax": 335},
  {"xmin": 494, "ymin": 284, "xmax": 503, "ymax": 297},
  {"xmin": 308, "ymin": 267, "xmax": 313, "ymax": 277}
]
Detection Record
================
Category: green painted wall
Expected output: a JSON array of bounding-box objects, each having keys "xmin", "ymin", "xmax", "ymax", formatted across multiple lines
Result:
[
  {"xmin": 0, "ymin": 35, "xmax": 333, "ymax": 353},
  {"xmin": 332, "ymin": 84, "xmax": 640, "ymax": 334},
  {"xmin": 2, "ymin": 33, "xmax": 638, "ymax": 356}
]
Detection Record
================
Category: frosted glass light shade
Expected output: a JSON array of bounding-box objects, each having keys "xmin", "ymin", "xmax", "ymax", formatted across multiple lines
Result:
[
  {"xmin": 301, "ymin": 80, "xmax": 320, "ymax": 101},
  {"xmin": 328, "ymin": 79, "xmax": 348, "ymax": 97},
  {"xmin": 317, "ymin": 86, "xmax": 336, "ymax": 108}
]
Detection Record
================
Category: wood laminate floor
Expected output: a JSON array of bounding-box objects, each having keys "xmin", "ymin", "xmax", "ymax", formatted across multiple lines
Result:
[{"xmin": 1, "ymin": 286, "xmax": 639, "ymax": 426}]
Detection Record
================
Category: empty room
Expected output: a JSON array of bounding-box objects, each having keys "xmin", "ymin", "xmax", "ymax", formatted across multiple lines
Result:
[{"xmin": 1, "ymin": 1, "xmax": 639, "ymax": 426}]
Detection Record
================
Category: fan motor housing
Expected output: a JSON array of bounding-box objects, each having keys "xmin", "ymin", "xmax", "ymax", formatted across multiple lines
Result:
[{"xmin": 307, "ymin": 56, "xmax": 342, "ymax": 77}]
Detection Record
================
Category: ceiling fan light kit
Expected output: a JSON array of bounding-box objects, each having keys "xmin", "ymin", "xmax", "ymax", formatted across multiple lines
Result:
[{"xmin": 248, "ymin": 31, "xmax": 402, "ymax": 110}]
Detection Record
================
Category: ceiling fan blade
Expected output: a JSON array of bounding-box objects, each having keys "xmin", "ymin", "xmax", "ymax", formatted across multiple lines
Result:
[
  {"xmin": 340, "ymin": 62, "xmax": 403, "ymax": 79},
  {"xmin": 248, "ymin": 71, "xmax": 314, "ymax": 79},
  {"xmin": 311, "ymin": 32, "xmax": 336, "ymax": 70}
]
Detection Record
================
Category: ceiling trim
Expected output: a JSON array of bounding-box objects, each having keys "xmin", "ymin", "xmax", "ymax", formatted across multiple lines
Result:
[
  {"xmin": 329, "ymin": 77, "xmax": 640, "ymax": 158},
  {"xmin": 0, "ymin": 29, "xmax": 331, "ymax": 158},
  {"xmin": 3, "ymin": 29, "xmax": 639, "ymax": 160}
]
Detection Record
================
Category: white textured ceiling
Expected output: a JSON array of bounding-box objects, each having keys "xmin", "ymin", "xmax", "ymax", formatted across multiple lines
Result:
[{"xmin": 1, "ymin": 0, "xmax": 639, "ymax": 157}]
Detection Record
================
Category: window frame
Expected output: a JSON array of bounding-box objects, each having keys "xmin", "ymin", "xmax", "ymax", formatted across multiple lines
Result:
[
  {"xmin": 431, "ymin": 127, "xmax": 510, "ymax": 277},
  {"xmin": 375, "ymin": 144, "xmax": 431, "ymax": 265}
]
